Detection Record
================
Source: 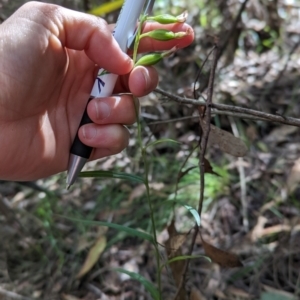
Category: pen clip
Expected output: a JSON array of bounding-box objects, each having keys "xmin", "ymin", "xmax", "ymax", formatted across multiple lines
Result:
[{"xmin": 127, "ymin": 0, "xmax": 155, "ymax": 49}]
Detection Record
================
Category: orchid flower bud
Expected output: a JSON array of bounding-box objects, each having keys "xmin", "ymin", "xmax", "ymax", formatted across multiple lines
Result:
[
  {"xmin": 135, "ymin": 47, "xmax": 177, "ymax": 66},
  {"xmin": 146, "ymin": 12, "xmax": 188, "ymax": 24},
  {"xmin": 140, "ymin": 29, "xmax": 189, "ymax": 41}
]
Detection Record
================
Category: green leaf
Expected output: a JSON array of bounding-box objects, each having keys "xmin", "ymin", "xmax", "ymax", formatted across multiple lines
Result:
[
  {"xmin": 88, "ymin": 0, "xmax": 124, "ymax": 16},
  {"xmin": 163, "ymin": 200, "xmax": 201, "ymax": 226},
  {"xmin": 160, "ymin": 255, "xmax": 210, "ymax": 272},
  {"xmin": 76, "ymin": 236, "xmax": 106, "ymax": 279},
  {"xmin": 114, "ymin": 268, "xmax": 160, "ymax": 300},
  {"xmin": 260, "ymin": 292, "xmax": 296, "ymax": 300},
  {"xmin": 79, "ymin": 170, "xmax": 144, "ymax": 183},
  {"xmin": 146, "ymin": 138, "xmax": 180, "ymax": 149},
  {"xmin": 184, "ymin": 205, "xmax": 201, "ymax": 227},
  {"xmin": 58, "ymin": 216, "xmax": 154, "ymax": 244}
]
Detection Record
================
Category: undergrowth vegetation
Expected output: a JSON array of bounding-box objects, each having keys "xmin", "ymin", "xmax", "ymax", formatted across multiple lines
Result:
[{"xmin": 1, "ymin": 0, "xmax": 300, "ymax": 299}]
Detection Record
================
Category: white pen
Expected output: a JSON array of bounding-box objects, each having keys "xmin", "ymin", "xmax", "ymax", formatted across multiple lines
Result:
[{"xmin": 67, "ymin": 0, "xmax": 154, "ymax": 189}]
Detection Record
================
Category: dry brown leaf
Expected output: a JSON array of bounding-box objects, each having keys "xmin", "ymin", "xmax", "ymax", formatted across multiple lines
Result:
[
  {"xmin": 76, "ymin": 235, "xmax": 106, "ymax": 279},
  {"xmin": 201, "ymin": 235, "xmax": 242, "ymax": 268},
  {"xmin": 203, "ymin": 158, "xmax": 219, "ymax": 176},
  {"xmin": 202, "ymin": 122, "xmax": 247, "ymax": 157},
  {"xmin": 286, "ymin": 158, "xmax": 300, "ymax": 194},
  {"xmin": 265, "ymin": 125, "xmax": 297, "ymax": 144},
  {"xmin": 169, "ymin": 234, "xmax": 188, "ymax": 258},
  {"xmin": 61, "ymin": 294, "xmax": 81, "ymax": 300},
  {"xmin": 127, "ymin": 184, "xmax": 146, "ymax": 204},
  {"xmin": 226, "ymin": 286, "xmax": 255, "ymax": 299},
  {"xmin": 165, "ymin": 219, "xmax": 187, "ymax": 299},
  {"xmin": 262, "ymin": 284, "xmax": 296, "ymax": 299},
  {"xmin": 190, "ymin": 287, "xmax": 207, "ymax": 300}
]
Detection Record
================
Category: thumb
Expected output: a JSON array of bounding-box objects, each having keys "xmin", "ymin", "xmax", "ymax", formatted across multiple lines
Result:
[{"xmin": 16, "ymin": 2, "xmax": 133, "ymax": 75}]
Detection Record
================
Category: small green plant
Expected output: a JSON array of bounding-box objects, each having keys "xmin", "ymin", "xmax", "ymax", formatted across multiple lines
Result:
[{"xmin": 75, "ymin": 11, "xmax": 200, "ymax": 299}]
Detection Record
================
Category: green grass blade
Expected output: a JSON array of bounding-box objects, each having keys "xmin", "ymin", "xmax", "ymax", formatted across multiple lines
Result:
[
  {"xmin": 146, "ymin": 138, "xmax": 180, "ymax": 149},
  {"xmin": 113, "ymin": 268, "xmax": 160, "ymax": 300},
  {"xmin": 260, "ymin": 292, "xmax": 295, "ymax": 300},
  {"xmin": 160, "ymin": 255, "xmax": 210, "ymax": 272},
  {"xmin": 163, "ymin": 200, "xmax": 201, "ymax": 226},
  {"xmin": 79, "ymin": 170, "xmax": 145, "ymax": 183},
  {"xmin": 58, "ymin": 215, "xmax": 154, "ymax": 244},
  {"xmin": 167, "ymin": 255, "xmax": 210, "ymax": 265},
  {"xmin": 184, "ymin": 205, "xmax": 201, "ymax": 227},
  {"xmin": 88, "ymin": 0, "xmax": 124, "ymax": 16}
]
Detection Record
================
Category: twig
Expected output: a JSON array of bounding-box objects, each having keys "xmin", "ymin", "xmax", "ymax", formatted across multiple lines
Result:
[
  {"xmin": 229, "ymin": 117, "xmax": 249, "ymax": 231},
  {"xmin": 193, "ymin": 47, "xmax": 216, "ymax": 98},
  {"xmin": 260, "ymin": 40, "xmax": 300, "ymax": 104},
  {"xmin": 147, "ymin": 111, "xmax": 272, "ymax": 126},
  {"xmin": 0, "ymin": 287, "xmax": 33, "ymax": 300},
  {"xmin": 198, "ymin": 46, "xmax": 219, "ymax": 215},
  {"xmin": 218, "ymin": 0, "xmax": 250, "ymax": 60},
  {"xmin": 85, "ymin": 283, "xmax": 109, "ymax": 299},
  {"xmin": 148, "ymin": 111, "xmax": 270, "ymax": 125},
  {"xmin": 173, "ymin": 46, "xmax": 220, "ymax": 300},
  {"xmin": 154, "ymin": 88, "xmax": 300, "ymax": 127}
]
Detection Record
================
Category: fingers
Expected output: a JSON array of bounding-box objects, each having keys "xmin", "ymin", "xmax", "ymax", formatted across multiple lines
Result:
[
  {"xmin": 78, "ymin": 124, "xmax": 130, "ymax": 158},
  {"xmin": 133, "ymin": 22, "xmax": 194, "ymax": 53},
  {"xmin": 128, "ymin": 66, "xmax": 158, "ymax": 96},
  {"xmin": 115, "ymin": 66, "xmax": 159, "ymax": 96},
  {"xmin": 18, "ymin": 2, "xmax": 133, "ymax": 75},
  {"xmin": 108, "ymin": 22, "xmax": 194, "ymax": 54},
  {"xmin": 77, "ymin": 94, "xmax": 138, "ymax": 157},
  {"xmin": 86, "ymin": 95, "xmax": 138, "ymax": 125}
]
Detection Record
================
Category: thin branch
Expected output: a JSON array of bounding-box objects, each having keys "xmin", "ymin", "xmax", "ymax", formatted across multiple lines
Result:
[
  {"xmin": 229, "ymin": 117, "xmax": 249, "ymax": 231},
  {"xmin": 173, "ymin": 46, "xmax": 220, "ymax": 300},
  {"xmin": 193, "ymin": 47, "xmax": 216, "ymax": 98},
  {"xmin": 147, "ymin": 111, "xmax": 271, "ymax": 125},
  {"xmin": 198, "ymin": 46, "xmax": 219, "ymax": 216},
  {"xmin": 0, "ymin": 287, "xmax": 33, "ymax": 300},
  {"xmin": 154, "ymin": 87, "xmax": 300, "ymax": 127},
  {"xmin": 218, "ymin": 0, "xmax": 250, "ymax": 60}
]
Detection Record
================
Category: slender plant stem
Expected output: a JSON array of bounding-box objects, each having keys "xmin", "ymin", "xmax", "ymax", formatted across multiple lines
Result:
[{"xmin": 133, "ymin": 16, "xmax": 162, "ymax": 298}]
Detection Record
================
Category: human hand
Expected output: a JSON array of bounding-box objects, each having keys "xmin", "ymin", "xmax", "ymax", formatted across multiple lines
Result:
[{"xmin": 0, "ymin": 1, "xmax": 194, "ymax": 181}]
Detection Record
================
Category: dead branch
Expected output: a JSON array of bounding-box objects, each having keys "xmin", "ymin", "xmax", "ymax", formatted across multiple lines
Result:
[
  {"xmin": 173, "ymin": 46, "xmax": 220, "ymax": 300},
  {"xmin": 218, "ymin": 0, "xmax": 250, "ymax": 60},
  {"xmin": 154, "ymin": 87, "xmax": 300, "ymax": 127},
  {"xmin": 0, "ymin": 287, "xmax": 32, "ymax": 300}
]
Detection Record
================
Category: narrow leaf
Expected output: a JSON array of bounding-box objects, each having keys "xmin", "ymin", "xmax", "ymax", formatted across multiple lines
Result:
[
  {"xmin": 184, "ymin": 205, "xmax": 201, "ymax": 227},
  {"xmin": 58, "ymin": 215, "xmax": 154, "ymax": 244},
  {"xmin": 260, "ymin": 291, "xmax": 295, "ymax": 300},
  {"xmin": 79, "ymin": 170, "xmax": 144, "ymax": 183},
  {"xmin": 88, "ymin": 0, "xmax": 124, "ymax": 15},
  {"xmin": 201, "ymin": 234, "xmax": 243, "ymax": 268},
  {"xmin": 164, "ymin": 201, "xmax": 201, "ymax": 226},
  {"xmin": 146, "ymin": 138, "xmax": 180, "ymax": 149},
  {"xmin": 160, "ymin": 255, "xmax": 210, "ymax": 272},
  {"xmin": 76, "ymin": 236, "xmax": 106, "ymax": 279},
  {"xmin": 114, "ymin": 268, "xmax": 159, "ymax": 300}
]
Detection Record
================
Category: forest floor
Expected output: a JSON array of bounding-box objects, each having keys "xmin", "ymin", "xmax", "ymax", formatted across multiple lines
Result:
[{"xmin": 1, "ymin": 0, "xmax": 300, "ymax": 299}]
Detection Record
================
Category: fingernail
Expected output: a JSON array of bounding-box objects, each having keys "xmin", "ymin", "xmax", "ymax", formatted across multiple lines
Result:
[
  {"xmin": 83, "ymin": 126, "xmax": 96, "ymax": 140},
  {"xmin": 141, "ymin": 67, "xmax": 150, "ymax": 91},
  {"xmin": 94, "ymin": 100, "xmax": 111, "ymax": 120},
  {"xmin": 122, "ymin": 53, "xmax": 133, "ymax": 68}
]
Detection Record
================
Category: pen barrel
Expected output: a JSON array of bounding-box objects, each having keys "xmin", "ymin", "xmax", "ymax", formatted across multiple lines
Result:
[
  {"xmin": 70, "ymin": 96, "xmax": 94, "ymax": 159},
  {"xmin": 69, "ymin": 0, "xmax": 147, "ymax": 164}
]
